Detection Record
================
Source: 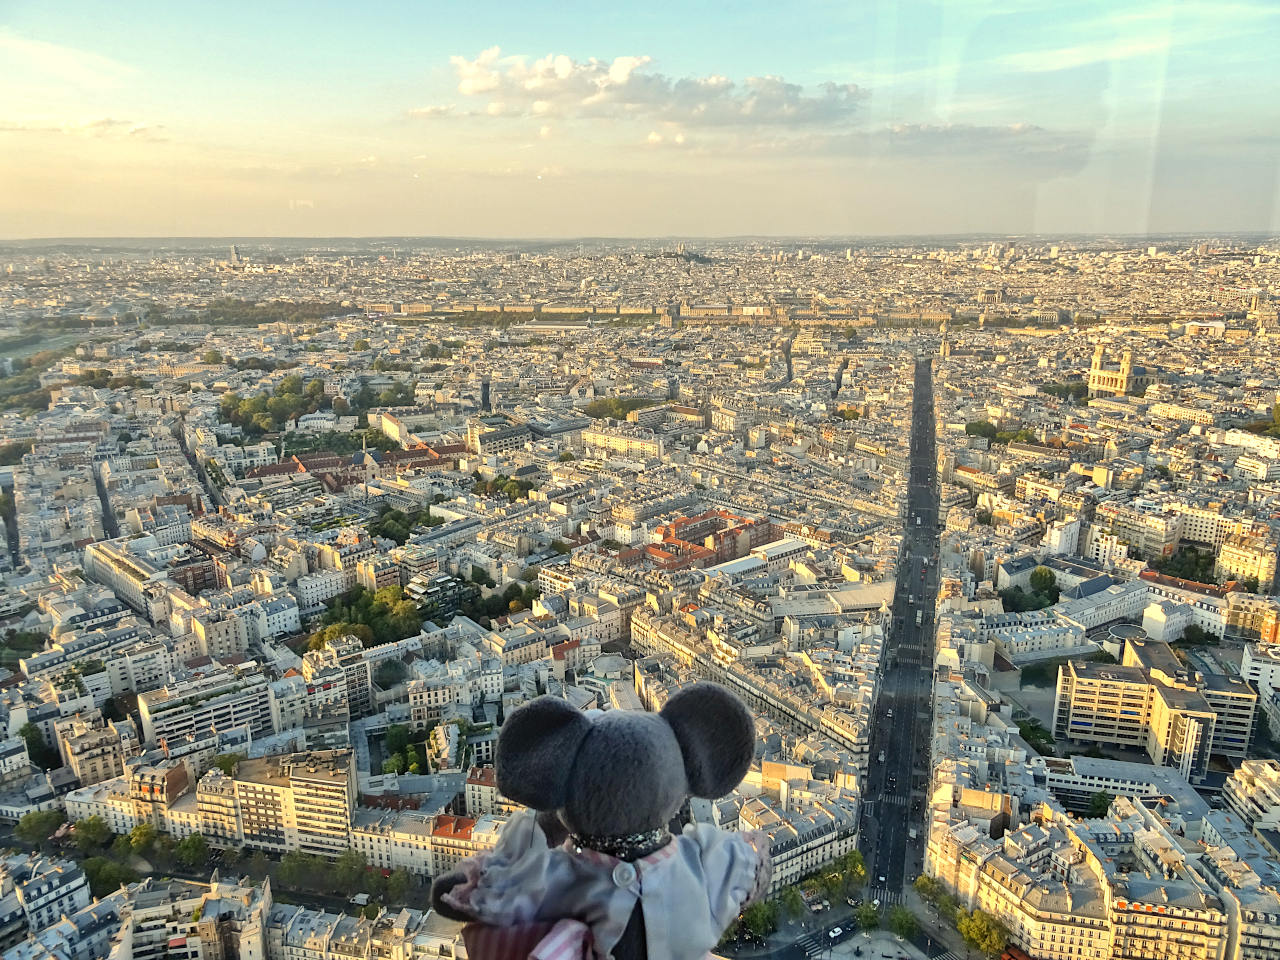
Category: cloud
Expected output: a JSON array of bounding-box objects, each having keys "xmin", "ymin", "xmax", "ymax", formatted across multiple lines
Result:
[
  {"xmin": 998, "ymin": 37, "xmax": 1171, "ymax": 73},
  {"xmin": 408, "ymin": 104, "xmax": 455, "ymax": 118},
  {"xmin": 0, "ymin": 28, "xmax": 136, "ymax": 89},
  {"xmin": 741, "ymin": 121, "xmax": 1094, "ymax": 178},
  {"xmin": 420, "ymin": 48, "xmax": 863, "ymax": 128},
  {"xmin": 0, "ymin": 117, "xmax": 166, "ymax": 140}
]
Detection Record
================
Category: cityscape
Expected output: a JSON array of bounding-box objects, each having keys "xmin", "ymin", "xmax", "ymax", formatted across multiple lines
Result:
[
  {"xmin": 0, "ymin": 234, "xmax": 1276, "ymax": 960},
  {"xmin": 3, "ymin": 0, "xmax": 1280, "ymax": 958}
]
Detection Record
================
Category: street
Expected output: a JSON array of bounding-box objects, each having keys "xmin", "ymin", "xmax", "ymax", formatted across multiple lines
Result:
[{"xmin": 861, "ymin": 357, "xmax": 940, "ymax": 908}]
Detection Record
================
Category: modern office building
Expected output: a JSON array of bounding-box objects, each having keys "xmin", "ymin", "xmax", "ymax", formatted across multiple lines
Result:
[{"xmin": 1053, "ymin": 637, "xmax": 1257, "ymax": 782}]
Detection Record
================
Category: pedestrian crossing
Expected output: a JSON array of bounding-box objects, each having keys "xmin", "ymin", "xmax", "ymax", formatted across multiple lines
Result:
[
  {"xmin": 798, "ymin": 931, "xmax": 826, "ymax": 955},
  {"xmin": 930, "ymin": 951, "xmax": 963, "ymax": 960},
  {"xmin": 880, "ymin": 794, "xmax": 910, "ymax": 808},
  {"xmin": 867, "ymin": 887, "xmax": 905, "ymax": 906}
]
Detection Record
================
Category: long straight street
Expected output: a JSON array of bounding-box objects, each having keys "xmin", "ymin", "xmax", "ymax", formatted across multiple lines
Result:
[{"xmin": 861, "ymin": 356, "xmax": 940, "ymax": 908}]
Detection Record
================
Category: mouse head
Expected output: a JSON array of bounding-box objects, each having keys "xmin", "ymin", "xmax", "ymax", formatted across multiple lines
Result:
[{"xmin": 495, "ymin": 682, "xmax": 754, "ymax": 838}]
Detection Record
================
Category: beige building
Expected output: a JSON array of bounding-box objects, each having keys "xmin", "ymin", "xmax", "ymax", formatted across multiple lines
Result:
[
  {"xmin": 1088, "ymin": 345, "xmax": 1156, "ymax": 398},
  {"xmin": 194, "ymin": 749, "xmax": 357, "ymax": 857},
  {"xmin": 581, "ymin": 422, "xmax": 665, "ymax": 459},
  {"xmin": 1216, "ymin": 535, "xmax": 1279, "ymax": 593},
  {"xmin": 1053, "ymin": 637, "xmax": 1256, "ymax": 782},
  {"xmin": 55, "ymin": 716, "xmax": 127, "ymax": 787}
]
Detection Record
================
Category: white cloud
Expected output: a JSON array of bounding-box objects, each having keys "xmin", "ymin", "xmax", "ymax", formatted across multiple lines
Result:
[
  {"xmin": 424, "ymin": 48, "xmax": 863, "ymax": 128},
  {"xmin": 0, "ymin": 28, "xmax": 136, "ymax": 89},
  {"xmin": 998, "ymin": 37, "xmax": 1170, "ymax": 73},
  {"xmin": 408, "ymin": 104, "xmax": 455, "ymax": 118},
  {"xmin": 0, "ymin": 116, "xmax": 165, "ymax": 140}
]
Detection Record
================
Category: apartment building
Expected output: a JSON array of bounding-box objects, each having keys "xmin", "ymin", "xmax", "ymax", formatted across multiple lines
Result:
[
  {"xmin": 0, "ymin": 854, "xmax": 92, "ymax": 943},
  {"xmin": 1215, "ymin": 534, "xmax": 1279, "ymax": 592},
  {"xmin": 55, "ymin": 716, "xmax": 126, "ymax": 786},
  {"xmin": 1093, "ymin": 500, "xmax": 1183, "ymax": 560},
  {"xmin": 1227, "ymin": 594, "xmax": 1280, "ymax": 644},
  {"xmin": 1053, "ymin": 637, "xmax": 1257, "ymax": 782},
  {"xmin": 738, "ymin": 795, "xmax": 858, "ymax": 893},
  {"xmin": 137, "ymin": 662, "xmax": 273, "ymax": 746},
  {"xmin": 108, "ymin": 876, "xmax": 272, "ymax": 960},
  {"xmin": 195, "ymin": 750, "xmax": 357, "ymax": 857},
  {"xmin": 582, "ymin": 421, "xmax": 665, "ymax": 459},
  {"xmin": 351, "ymin": 809, "xmax": 504, "ymax": 877},
  {"xmin": 1223, "ymin": 759, "xmax": 1280, "ymax": 831},
  {"xmin": 302, "ymin": 635, "xmax": 374, "ymax": 717}
]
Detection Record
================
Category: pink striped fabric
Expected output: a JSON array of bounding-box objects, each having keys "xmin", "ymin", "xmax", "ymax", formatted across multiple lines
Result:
[{"xmin": 462, "ymin": 919, "xmax": 594, "ymax": 960}]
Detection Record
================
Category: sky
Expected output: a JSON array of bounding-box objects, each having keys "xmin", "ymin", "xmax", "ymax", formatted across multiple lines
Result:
[{"xmin": 1, "ymin": 0, "xmax": 1278, "ymax": 238}]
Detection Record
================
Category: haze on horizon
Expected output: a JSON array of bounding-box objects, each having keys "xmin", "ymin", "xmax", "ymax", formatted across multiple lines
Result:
[{"xmin": 2, "ymin": 0, "xmax": 1278, "ymax": 239}]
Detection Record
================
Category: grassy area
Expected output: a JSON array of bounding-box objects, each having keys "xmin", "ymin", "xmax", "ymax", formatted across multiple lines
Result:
[{"xmin": 583, "ymin": 396, "xmax": 664, "ymax": 419}]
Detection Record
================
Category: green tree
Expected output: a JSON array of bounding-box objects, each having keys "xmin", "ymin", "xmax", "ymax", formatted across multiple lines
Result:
[
  {"xmin": 202, "ymin": 349, "xmax": 223, "ymax": 364},
  {"xmin": 129, "ymin": 822, "xmax": 157, "ymax": 855},
  {"xmin": 821, "ymin": 871, "xmax": 845, "ymax": 901},
  {"xmin": 386, "ymin": 724, "xmax": 411, "ymax": 756},
  {"xmin": 382, "ymin": 753, "xmax": 407, "ymax": 775},
  {"xmin": 278, "ymin": 850, "xmax": 318, "ymax": 890},
  {"xmin": 740, "ymin": 900, "xmax": 780, "ymax": 940},
  {"xmin": 1029, "ymin": 566, "xmax": 1056, "ymax": 594},
  {"xmin": 889, "ymin": 906, "xmax": 919, "ymax": 939},
  {"xmin": 779, "ymin": 885, "xmax": 806, "ymax": 919},
  {"xmin": 15, "ymin": 809, "xmax": 65, "ymax": 846},
  {"xmin": 1182, "ymin": 623, "xmax": 1210, "ymax": 645},
  {"xmin": 964, "ymin": 421, "xmax": 998, "ymax": 440},
  {"xmin": 914, "ymin": 875, "xmax": 944, "ymax": 903},
  {"xmin": 1087, "ymin": 791, "xmax": 1114, "ymax": 818},
  {"xmin": 386, "ymin": 868, "xmax": 413, "ymax": 904},
  {"xmin": 74, "ymin": 816, "xmax": 113, "ymax": 852},
  {"xmin": 211, "ymin": 752, "xmax": 246, "ymax": 775},
  {"xmin": 354, "ymin": 339, "xmax": 371, "ymax": 351},
  {"xmin": 335, "ymin": 848, "xmax": 368, "ymax": 889},
  {"xmin": 81, "ymin": 857, "xmax": 139, "ymax": 897},
  {"xmin": 838, "ymin": 849, "xmax": 868, "ymax": 890},
  {"xmin": 112, "ymin": 835, "xmax": 133, "ymax": 859},
  {"xmin": 175, "ymin": 832, "xmax": 209, "ymax": 868},
  {"xmin": 18, "ymin": 723, "xmax": 59, "ymax": 770},
  {"xmin": 249, "ymin": 851, "xmax": 270, "ymax": 879},
  {"xmin": 957, "ymin": 910, "xmax": 1009, "ymax": 960},
  {"xmin": 856, "ymin": 902, "xmax": 880, "ymax": 930}
]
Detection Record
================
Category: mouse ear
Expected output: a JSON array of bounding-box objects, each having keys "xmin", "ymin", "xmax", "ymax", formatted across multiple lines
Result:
[
  {"xmin": 497, "ymin": 696, "xmax": 592, "ymax": 810},
  {"xmin": 660, "ymin": 682, "xmax": 754, "ymax": 798}
]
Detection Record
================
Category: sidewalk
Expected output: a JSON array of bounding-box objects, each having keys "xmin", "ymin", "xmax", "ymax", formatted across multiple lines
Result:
[{"xmin": 901, "ymin": 887, "xmax": 969, "ymax": 960}]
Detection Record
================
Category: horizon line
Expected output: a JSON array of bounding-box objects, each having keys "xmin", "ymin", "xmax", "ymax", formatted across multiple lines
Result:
[{"xmin": 4, "ymin": 230, "xmax": 1278, "ymax": 244}]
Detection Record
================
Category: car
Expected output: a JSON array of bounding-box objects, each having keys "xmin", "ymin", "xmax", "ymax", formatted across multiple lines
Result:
[
  {"xmin": 829, "ymin": 928, "xmax": 844, "ymax": 940},
  {"xmin": 847, "ymin": 897, "xmax": 861, "ymax": 907},
  {"xmin": 878, "ymin": 876, "xmax": 886, "ymax": 884}
]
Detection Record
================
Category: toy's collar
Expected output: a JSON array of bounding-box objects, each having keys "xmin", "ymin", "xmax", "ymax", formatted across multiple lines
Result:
[{"xmin": 569, "ymin": 827, "xmax": 671, "ymax": 862}]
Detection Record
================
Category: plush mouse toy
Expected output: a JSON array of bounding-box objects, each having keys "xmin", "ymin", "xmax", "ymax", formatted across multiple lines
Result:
[{"xmin": 431, "ymin": 682, "xmax": 771, "ymax": 960}]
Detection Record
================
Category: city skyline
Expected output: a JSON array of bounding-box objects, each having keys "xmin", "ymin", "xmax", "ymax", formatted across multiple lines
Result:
[{"xmin": 2, "ymin": 0, "xmax": 1279, "ymax": 237}]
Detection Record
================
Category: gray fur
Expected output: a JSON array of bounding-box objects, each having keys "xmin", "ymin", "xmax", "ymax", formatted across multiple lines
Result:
[
  {"xmin": 563, "ymin": 710, "xmax": 688, "ymax": 835},
  {"xmin": 659, "ymin": 683, "xmax": 755, "ymax": 799},
  {"xmin": 496, "ymin": 696, "xmax": 592, "ymax": 810},
  {"xmin": 440, "ymin": 682, "xmax": 756, "ymax": 954}
]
